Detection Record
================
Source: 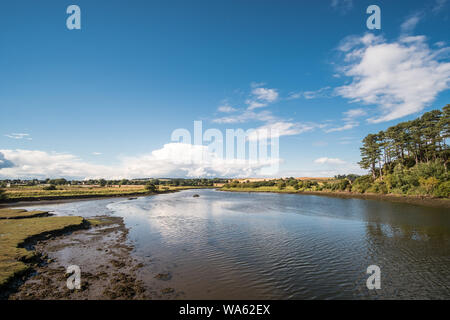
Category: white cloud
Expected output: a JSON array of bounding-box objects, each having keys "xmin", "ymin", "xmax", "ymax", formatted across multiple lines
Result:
[
  {"xmin": 0, "ymin": 150, "xmax": 115, "ymax": 179},
  {"xmin": 331, "ymin": 0, "xmax": 353, "ymax": 13},
  {"xmin": 92, "ymin": 152, "xmax": 102, "ymax": 156},
  {"xmin": 400, "ymin": 14, "xmax": 423, "ymax": 34},
  {"xmin": 286, "ymin": 87, "xmax": 331, "ymax": 100},
  {"xmin": 281, "ymin": 163, "xmax": 365, "ymax": 177},
  {"xmin": 432, "ymin": 0, "xmax": 448, "ymax": 14},
  {"xmin": 338, "ymin": 137, "xmax": 357, "ymax": 145},
  {"xmin": 213, "ymin": 84, "xmax": 319, "ymax": 143},
  {"xmin": 250, "ymin": 81, "xmax": 266, "ymax": 88},
  {"xmin": 246, "ymin": 86, "xmax": 278, "ymax": 110},
  {"xmin": 217, "ymin": 104, "xmax": 237, "ymax": 113},
  {"xmin": 212, "ymin": 110, "xmax": 275, "ymax": 124},
  {"xmin": 325, "ymin": 122, "xmax": 359, "ymax": 133},
  {"xmin": 314, "ymin": 157, "xmax": 346, "ymax": 165},
  {"xmin": 248, "ymin": 121, "xmax": 316, "ymax": 142},
  {"xmin": 286, "ymin": 92, "xmax": 302, "ymax": 100},
  {"xmin": 0, "ymin": 144, "xmax": 282, "ymax": 179},
  {"xmin": 246, "ymin": 100, "xmax": 268, "ymax": 110},
  {"xmin": 303, "ymin": 87, "xmax": 331, "ymax": 100},
  {"xmin": 251, "ymin": 87, "xmax": 278, "ymax": 102},
  {"xmin": 335, "ymin": 34, "xmax": 450, "ymax": 123},
  {"xmin": 343, "ymin": 108, "xmax": 367, "ymax": 119},
  {"xmin": 5, "ymin": 133, "xmax": 32, "ymax": 140},
  {"xmin": 0, "ymin": 152, "xmax": 14, "ymax": 169},
  {"xmin": 324, "ymin": 108, "xmax": 363, "ymax": 133}
]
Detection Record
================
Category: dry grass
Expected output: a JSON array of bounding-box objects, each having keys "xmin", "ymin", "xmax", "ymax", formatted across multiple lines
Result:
[
  {"xmin": 4, "ymin": 185, "xmax": 149, "ymax": 200},
  {"xmin": 3, "ymin": 185, "xmax": 211, "ymax": 201}
]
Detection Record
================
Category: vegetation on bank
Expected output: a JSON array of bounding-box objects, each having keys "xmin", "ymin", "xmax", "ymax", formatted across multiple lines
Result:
[
  {"xmin": 355, "ymin": 105, "xmax": 449, "ymax": 197},
  {"xmin": 0, "ymin": 209, "xmax": 50, "ymax": 219},
  {"xmin": 0, "ymin": 178, "xmax": 228, "ymax": 188},
  {"xmin": 0, "ymin": 214, "xmax": 85, "ymax": 288},
  {"xmin": 223, "ymin": 106, "xmax": 450, "ymax": 199},
  {"xmin": 1, "ymin": 185, "xmax": 151, "ymax": 201},
  {"xmin": 0, "ymin": 184, "xmax": 212, "ymax": 202}
]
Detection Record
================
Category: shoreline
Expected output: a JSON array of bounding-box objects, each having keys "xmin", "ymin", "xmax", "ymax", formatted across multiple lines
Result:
[
  {"xmin": 2, "ymin": 187, "xmax": 449, "ymax": 209},
  {"xmin": 1, "ymin": 216, "xmax": 152, "ymax": 300},
  {"xmin": 0, "ymin": 188, "xmax": 200, "ymax": 209},
  {"xmin": 0, "ymin": 186, "xmax": 214, "ymax": 209},
  {"xmin": 0, "ymin": 193, "xmax": 155, "ymax": 209},
  {"xmin": 0, "ymin": 191, "xmax": 161, "ymax": 208},
  {"xmin": 219, "ymin": 188, "xmax": 450, "ymax": 209}
]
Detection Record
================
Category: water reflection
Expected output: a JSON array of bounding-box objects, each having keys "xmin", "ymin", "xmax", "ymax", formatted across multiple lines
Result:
[{"xmin": 19, "ymin": 189, "xmax": 450, "ymax": 299}]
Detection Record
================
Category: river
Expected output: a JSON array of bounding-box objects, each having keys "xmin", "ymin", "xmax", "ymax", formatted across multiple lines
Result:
[{"xmin": 19, "ymin": 188, "xmax": 450, "ymax": 299}]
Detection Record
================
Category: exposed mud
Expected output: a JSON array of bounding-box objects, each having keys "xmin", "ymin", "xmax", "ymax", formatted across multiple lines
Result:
[{"xmin": 8, "ymin": 216, "xmax": 150, "ymax": 300}]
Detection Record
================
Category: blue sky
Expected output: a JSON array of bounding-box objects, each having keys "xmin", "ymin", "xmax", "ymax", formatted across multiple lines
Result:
[{"xmin": 1, "ymin": 0, "xmax": 449, "ymax": 179}]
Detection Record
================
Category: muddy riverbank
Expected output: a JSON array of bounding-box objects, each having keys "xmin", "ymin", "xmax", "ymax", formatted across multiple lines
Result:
[{"xmin": 4, "ymin": 216, "xmax": 150, "ymax": 300}]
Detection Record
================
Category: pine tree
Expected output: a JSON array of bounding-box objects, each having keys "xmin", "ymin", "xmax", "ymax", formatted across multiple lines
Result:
[{"xmin": 359, "ymin": 134, "xmax": 381, "ymax": 179}]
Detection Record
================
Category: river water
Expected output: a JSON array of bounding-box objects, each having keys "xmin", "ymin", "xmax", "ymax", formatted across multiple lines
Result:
[{"xmin": 20, "ymin": 189, "xmax": 450, "ymax": 299}]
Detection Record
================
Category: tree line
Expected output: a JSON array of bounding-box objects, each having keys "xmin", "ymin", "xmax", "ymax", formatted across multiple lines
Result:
[
  {"xmin": 222, "ymin": 105, "xmax": 449, "ymax": 198},
  {"xmin": 359, "ymin": 105, "xmax": 449, "ymax": 179},
  {"xmin": 0, "ymin": 178, "xmax": 228, "ymax": 188}
]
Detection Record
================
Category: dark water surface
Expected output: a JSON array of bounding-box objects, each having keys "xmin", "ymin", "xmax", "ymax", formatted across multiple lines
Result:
[{"xmin": 21, "ymin": 189, "xmax": 450, "ymax": 299}]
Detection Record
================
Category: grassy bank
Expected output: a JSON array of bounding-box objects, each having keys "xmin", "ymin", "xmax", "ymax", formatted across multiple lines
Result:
[
  {"xmin": 3, "ymin": 185, "xmax": 151, "ymax": 201},
  {"xmin": 0, "ymin": 213, "xmax": 87, "ymax": 289},
  {"xmin": 0, "ymin": 185, "xmax": 210, "ymax": 203},
  {"xmin": 220, "ymin": 185, "xmax": 450, "ymax": 208},
  {"xmin": 0, "ymin": 209, "xmax": 51, "ymax": 219}
]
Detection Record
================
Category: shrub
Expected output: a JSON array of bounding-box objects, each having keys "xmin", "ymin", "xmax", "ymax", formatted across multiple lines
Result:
[
  {"xmin": 434, "ymin": 181, "xmax": 450, "ymax": 198},
  {"xmin": 145, "ymin": 183, "xmax": 157, "ymax": 192},
  {"xmin": 410, "ymin": 161, "xmax": 448, "ymax": 181},
  {"xmin": 43, "ymin": 185, "xmax": 57, "ymax": 191},
  {"xmin": 366, "ymin": 180, "xmax": 388, "ymax": 194},
  {"xmin": 334, "ymin": 179, "xmax": 349, "ymax": 191},
  {"xmin": 419, "ymin": 177, "xmax": 440, "ymax": 195},
  {"xmin": 352, "ymin": 175, "xmax": 373, "ymax": 193},
  {"xmin": 277, "ymin": 181, "xmax": 286, "ymax": 190}
]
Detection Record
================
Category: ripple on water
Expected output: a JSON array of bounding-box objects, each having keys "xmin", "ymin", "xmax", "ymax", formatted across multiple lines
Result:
[{"xmin": 17, "ymin": 189, "xmax": 450, "ymax": 299}]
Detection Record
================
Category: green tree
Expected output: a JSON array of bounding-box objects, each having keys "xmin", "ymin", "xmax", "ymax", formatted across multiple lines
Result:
[
  {"xmin": 99, "ymin": 179, "xmax": 107, "ymax": 187},
  {"xmin": 145, "ymin": 183, "xmax": 157, "ymax": 193},
  {"xmin": 359, "ymin": 134, "xmax": 381, "ymax": 179},
  {"xmin": 277, "ymin": 181, "xmax": 286, "ymax": 190}
]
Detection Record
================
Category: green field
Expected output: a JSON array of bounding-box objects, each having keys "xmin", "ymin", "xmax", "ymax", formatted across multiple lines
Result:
[
  {"xmin": 1, "ymin": 185, "xmax": 211, "ymax": 202},
  {"xmin": 0, "ymin": 208, "xmax": 50, "ymax": 219}
]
